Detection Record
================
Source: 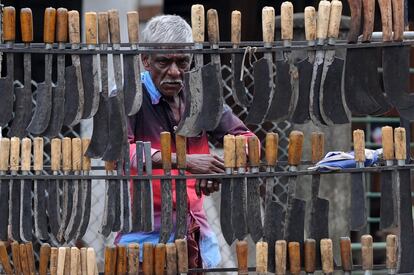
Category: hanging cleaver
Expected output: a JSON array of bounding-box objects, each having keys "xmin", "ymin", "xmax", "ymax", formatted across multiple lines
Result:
[
  {"xmin": 48, "ymin": 138, "xmax": 61, "ymax": 239},
  {"xmin": 33, "ymin": 137, "xmax": 49, "ymax": 240},
  {"xmin": 81, "ymin": 12, "xmax": 100, "ymax": 119},
  {"xmin": 0, "ymin": 138, "xmax": 10, "ymax": 240},
  {"xmin": 27, "ymin": 8, "xmax": 56, "ymax": 135},
  {"xmin": 230, "ymin": 11, "xmax": 249, "ymax": 107},
  {"xmin": 175, "ymin": 135, "xmax": 188, "ymax": 239},
  {"xmin": 9, "ymin": 137, "xmax": 21, "ymax": 242},
  {"xmin": 160, "ymin": 132, "xmax": 173, "ymax": 243},
  {"xmin": 63, "ymin": 10, "xmax": 85, "ymax": 127},
  {"xmin": 245, "ymin": 7, "xmax": 275, "ymax": 125},
  {"xmin": 0, "ymin": 6, "xmax": 15, "ymax": 127},
  {"xmin": 19, "ymin": 138, "xmax": 32, "ymax": 242},
  {"xmin": 319, "ymin": 0, "xmax": 350, "ymax": 125},
  {"xmin": 292, "ymin": 6, "xmax": 316, "ymax": 124},
  {"xmin": 100, "ymin": 161, "xmax": 116, "ymax": 238},
  {"xmin": 43, "ymin": 8, "xmax": 68, "ymax": 138},
  {"xmin": 9, "ymin": 8, "xmax": 33, "ymax": 138},
  {"xmin": 124, "ymin": 11, "xmax": 142, "ymax": 116},
  {"xmin": 266, "ymin": 1, "xmax": 299, "ymax": 123}
]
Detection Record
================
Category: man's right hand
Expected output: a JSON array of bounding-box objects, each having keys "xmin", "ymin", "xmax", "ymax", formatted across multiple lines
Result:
[{"xmin": 186, "ymin": 154, "xmax": 225, "ymax": 174}]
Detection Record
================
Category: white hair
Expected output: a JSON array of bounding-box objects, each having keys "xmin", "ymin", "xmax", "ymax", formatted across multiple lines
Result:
[{"xmin": 141, "ymin": 15, "xmax": 193, "ymax": 44}]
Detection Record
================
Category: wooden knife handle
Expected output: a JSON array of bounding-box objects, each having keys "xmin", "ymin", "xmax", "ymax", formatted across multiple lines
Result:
[
  {"xmin": 386, "ymin": 234, "xmax": 397, "ymax": 270},
  {"xmin": 235, "ymin": 135, "xmax": 247, "ymax": 168},
  {"xmin": 311, "ymin": 132, "xmax": 324, "ymax": 164},
  {"xmin": 304, "ymin": 6, "xmax": 316, "ymax": 42},
  {"xmin": 327, "ymin": 0, "xmax": 342, "ymax": 40},
  {"xmin": 247, "ymin": 136, "xmax": 260, "ymax": 167},
  {"xmin": 361, "ymin": 234, "xmax": 373, "ymax": 271},
  {"xmin": 394, "ymin": 127, "xmax": 406, "ymax": 161},
  {"xmin": 39, "ymin": 243, "xmax": 51, "ymax": 275},
  {"xmin": 98, "ymin": 12, "xmax": 109, "ymax": 44},
  {"xmin": 0, "ymin": 241, "xmax": 13, "ymax": 274},
  {"xmin": 56, "ymin": 247, "xmax": 66, "ymax": 275},
  {"xmin": 392, "ymin": 0, "xmax": 404, "ymax": 41},
  {"xmin": 56, "ymin": 8, "xmax": 68, "ymax": 43},
  {"xmin": 64, "ymin": 246, "xmax": 71, "ymax": 275},
  {"xmin": 108, "ymin": 9, "xmax": 121, "ymax": 44},
  {"xmin": 20, "ymin": 8, "xmax": 33, "ymax": 43},
  {"xmin": 347, "ymin": 0, "xmax": 361, "ymax": 43},
  {"xmin": 256, "ymin": 241, "xmax": 268, "ymax": 275},
  {"xmin": 340, "ymin": 237, "xmax": 352, "ymax": 272},
  {"xmin": 275, "ymin": 240, "xmax": 287, "ymax": 275},
  {"xmin": 68, "ymin": 10, "xmax": 80, "ymax": 44},
  {"xmin": 62, "ymin": 137, "xmax": 72, "ymax": 172},
  {"xmin": 265, "ymin": 132, "xmax": 278, "ymax": 166},
  {"xmin": 127, "ymin": 11, "xmax": 139, "ymax": 44},
  {"xmin": 382, "ymin": 126, "xmax": 394, "ymax": 161},
  {"xmin": 191, "ymin": 4, "xmax": 205, "ymax": 44},
  {"xmin": 20, "ymin": 137, "xmax": 32, "ymax": 172},
  {"xmin": 87, "ymin": 248, "xmax": 97, "ymax": 275},
  {"xmin": 224, "ymin": 134, "xmax": 236, "ymax": 169},
  {"xmin": 50, "ymin": 247, "xmax": 58, "ymax": 275},
  {"xmin": 51, "ymin": 138, "xmax": 62, "ymax": 172},
  {"xmin": 207, "ymin": 9, "xmax": 220, "ymax": 44},
  {"xmin": 378, "ymin": 0, "xmax": 393, "ymax": 42},
  {"xmin": 11, "ymin": 241, "xmax": 21, "ymax": 275},
  {"xmin": 175, "ymin": 239, "xmax": 188, "ymax": 274},
  {"xmin": 236, "ymin": 240, "xmax": 248, "ymax": 274},
  {"xmin": 82, "ymin": 138, "xmax": 92, "ymax": 171},
  {"xmin": 3, "ymin": 6, "xmax": 16, "ymax": 42},
  {"xmin": 176, "ymin": 135, "xmax": 187, "ymax": 170},
  {"xmin": 128, "ymin": 243, "xmax": 140, "ymax": 275},
  {"xmin": 304, "ymin": 239, "xmax": 316, "ymax": 274},
  {"xmin": 281, "ymin": 1, "xmax": 293, "ymax": 41},
  {"xmin": 361, "ymin": 0, "xmax": 375, "ymax": 42},
  {"xmin": 287, "ymin": 131, "xmax": 304, "ymax": 166},
  {"xmin": 105, "ymin": 161, "xmax": 116, "ymax": 173},
  {"xmin": 104, "ymin": 246, "xmax": 117, "ymax": 275},
  {"xmin": 160, "ymin": 132, "xmax": 172, "ymax": 171},
  {"xmin": 70, "ymin": 247, "xmax": 80, "ymax": 275},
  {"xmin": 142, "ymin": 243, "xmax": 154, "ymax": 275},
  {"xmin": 165, "ymin": 243, "xmax": 177, "ymax": 275},
  {"xmin": 9, "ymin": 137, "xmax": 20, "ymax": 172},
  {"xmin": 353, "ymin": 129, "xmax": 365, "ymax": 162},
  {"xmin": 316, "ymin": 1, "xmax": 331, "ymax": 41},
  {"xmin": 25, "ymin": 242, "xmax": 35, "ymax": 275},
  {"xmin": 288, "ymin": 242, "xmax": 301, "ymax": 275},
  {"xmin": 19, "ymin": 243, "xmax": 30, "ymax": 275},
  {"xmin": 72, "ymin": 137, "xmax": 82, "ymax": 172},
  {"xmin": 85, "ymin": 12, "xmax": 98, "ymax": 45},
  {"xmin": 44, "ymin": 7, "xmax": 56, "ymax": 44},
  {"xmin": 117, "ymin": 245, "xmax": 127, "ymax": 275},
  {"xmin": 0, "ymin": 138, "xmax": 10, "ymax": 172},
  {"xmin": 231, "ymin": 10, "xmax": 241, "ymax": 45},
  {"xmin": 321, "ymin": 239, "xmax": 334, "ymax": 274},
  {"xmin": 80, "ymin": 248, "xmax": 87, "ymax": 275},
  {"xmin": 154, "ymin": 244, "xmax": 166, "ymax": 275},
  {"xmin": 262, "ymin": 6, "xmax": 275, "ymax": 44},
  {"xmin": 33, "ymin": 137, "xmax": 44, "ymax": 172}
]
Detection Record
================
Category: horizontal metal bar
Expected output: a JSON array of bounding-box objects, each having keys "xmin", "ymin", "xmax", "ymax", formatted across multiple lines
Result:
[{"xmin": 351, "ymin": 242, "xmax": 386, "ymax": 250}]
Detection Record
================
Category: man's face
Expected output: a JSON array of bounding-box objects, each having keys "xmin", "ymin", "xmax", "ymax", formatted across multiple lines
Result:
[{"xmin": 142, "ymin": 53, "xmax": 191, "ymax": 97}]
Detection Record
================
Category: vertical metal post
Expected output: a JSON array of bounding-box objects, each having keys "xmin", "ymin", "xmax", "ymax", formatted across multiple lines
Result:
[{"xmin": 402, "ymin": 0, "xmax": 411, "ymax": 162}]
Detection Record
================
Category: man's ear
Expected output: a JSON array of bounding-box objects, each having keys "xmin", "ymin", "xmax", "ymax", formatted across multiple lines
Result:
[{"xmin": 142, "ymin": 54, "xmax": 151, "ymax": 71}]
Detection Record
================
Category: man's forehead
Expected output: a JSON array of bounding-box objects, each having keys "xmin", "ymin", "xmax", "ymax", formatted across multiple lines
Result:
[{"xmin": 151, "ymin": 53, "xmax": 191, "ymax": 59}]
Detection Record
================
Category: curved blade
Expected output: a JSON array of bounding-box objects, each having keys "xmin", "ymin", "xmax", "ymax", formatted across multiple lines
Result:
[
  {"xmin": 85, "ymin": 95, "xmax": 109, "ymax": 158},
  {"xmin": 292, "ymin": 55, "xmax": 313, "ymax": 124},
  {"xmin": 65, "ymin": 178, "xmax": 83, "ymax": 242},
  {"xmin": 47, "ymin": 178, "xmax": 61, "ymax": 239},
  {"xmin": 34, "ymin": 178, "xmax": 49, "ymax": 240},
  {"xmin": 309, "ymin": 50, "xmax": 328, "ymax": 126},
  {"xmin": 101, "ymin": 179, "xmax": 116, "ymax": 237},
  {"xmin": 63, "ymin": 63, "xmax": 84, "ymax": 127},
  {"xmin": 231, "ymin": 53, "xmax": 249, "ymax": 107},
  {"xmin": 80, "ymin": 54, "xmax": 100, "ymax": 119},
  {"xmin": 26, "ymin": 82, "xmax": 52, "ymax": 134},
  {"xmin": 76, "ymin": 177, "xmax": 92, "ymax": 239},
  {"xmin": 9, "ymin": 84, "xmax": 32, "ymax": 138},
  {"xmin": 220, "ymin": 178, "xmax": 234, "ymax": 245},
  {"xmin": 123, "ymin": 54, "xmax": 142, "ymax": 116},
  {"xmin": 379, "ymin": 169, "xmax": 396, "ymax": 229},
  {"xmin": 0, "ymin": 53, "xmax": 15, "ymax": 127},
  {"xmin": 10, "ymin": 178, "xmax": 21, "ymax": 241}
]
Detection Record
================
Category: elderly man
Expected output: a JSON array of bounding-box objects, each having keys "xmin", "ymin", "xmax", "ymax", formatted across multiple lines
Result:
[{"xmin": 116, "ymin": 14, "xmax": 255, "ymax": 269}]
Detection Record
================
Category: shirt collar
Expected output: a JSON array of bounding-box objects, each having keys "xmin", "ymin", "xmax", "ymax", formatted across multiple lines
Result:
[{"xmin": 141, "ymin": 71, "xmax": 162, "ymax": 105}]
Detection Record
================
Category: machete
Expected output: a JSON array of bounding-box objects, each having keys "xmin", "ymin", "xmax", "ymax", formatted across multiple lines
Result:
[
  {"xmin": 266, "ymin": 1, "xmax": 299, "ymax": 122},
  {"xmin": 288, "ymin": 242, "xmax": 301, "ymax": 275},
  {"xmin": 142, "ymin": 142, "xmax": 154, "ymax": 232},
  {"xmin": 33, "ymin": 137, "xmax": 49, "ymax": 240},
  {"xmin": 120, "ymin": 142, "xmax": 132, "ymax": 234},
  {"xmin": 85, "ymin": 12, "xmax": 110, "ymax": 159},
  {"xmin": 9, "ymin": 8, "xmax": 33, "ymax": 138},
  {"xmin": 246, "ymin": 136, "xmax": 263, "ymax": 243},
  {"xmin": 232, "ymin": 135, "xmax": 248, "ymax": 240},
  {"xmin": 43, "ymin": 8, "xmax": 68, "ymax": 138},
  {"xmin": 9, "ymin": 137, "xmax": 21, "ymax": 241},
  {"xmin": 124, "ymin": 11, "xmax": 142, "ymax": 116},
  {"xmin": 230, "ymin": 10, "xmax": 249, "ymax": 107},
  {"xmin": 160, "ymin": 132, "xmax": 173, "ymax": 243},
  {"xmin": 275, "ymin": 240, "xmax": 287, "ymax": 275},
  {"xmin": 175, "ymin": 135, "xmax": 188, "ymax": 239},
  {"xmin": 100, "ymin": 161, "xmax": 116, "ymax": 238},
  {"xmin": 112, "ymin": 159, "xmax": 122, "ymax": 233},
  {"xmin": 340, "ymin": 237, "xmax": 353, "ymax": 275},
  {"xmin": 221, "ymin": 134, "xmax": 235, "ymax": 245},
  {"xmin": 0, "ymin": 138, "xmax": 10, "ymax": 240},
  {"xmin": 386, "ymin": 234, "xmax": 397, "ymax": 275},
  {"xmin": 27, "ymin": 7, "xmax": 56, "ymax": 134},
  {"xmin": 380, "ymin": 126, "xmax": 397, "ymax": 230},
  {"xmin": 19, "ymin": 138, "xmax": 32, "ymax": 242},
  {"xmin": 236, "ymin": 240, "xmax": 248, "ymax": 275},
  {"xmin": 308, "ymin": 132, "xmax": 329, "ymax": 268},
  {"xmin": 350, "ymin": 129, "xmax": 367, "ymax": 231},
  {"xmin": 48, "ymin": 139, "xmax": 62, "ymax": 239},
  {"xmin": 256, "ymin": 241, "xmax": 268, "ymax": 275},
  {"xmin": 309, "ymin": 1, "xmax": 330, "ymax": 126},
  {"xmin": 320, "ymin": 239, "xmax": 334, "ymax": 275},
  {"xmin": 292, "ymin": 6, "xmax": 316, "ymax": 124},
  {"xmin": 319, "ymin": 0, "xmax": 350, "ymax": 125},
  {"xmin": 81, "ymin": 12, "xmax": 100, "ymax": 119},
  {"xmin": 304, "ymin": 239, "xmax": 316, "ymax": 275},
  {"xmin": 0, "ymin": 6, "xmax": 15, "ymax": 127},
  {"xmin": 63, "ymin": 10, "xmax": 84, "ymax": 127},
  {"xmin": 245, "ymin": 7, "xmax": 275, "ymax": 125},
  {"xmin": 131, "ymin": 141, "xmax": 143, "ymax": 232},
  {"xmin": 394, "ymin": 127, "xmax": 414, "ymax": 273}
]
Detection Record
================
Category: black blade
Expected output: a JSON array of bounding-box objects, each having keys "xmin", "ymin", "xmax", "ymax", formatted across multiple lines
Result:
[
  {"xmin": 0, "ymin": 180, "xmax": 9, "ymax": 240},
  {"xmin": 9, "ymin": 84, "xmax": 32, "ymax": 138},
  {"xmin": 246, "ymin": 177, "xmax": 263, "ymax": 243},
  {"xmin": 121, "ymin": 179, "xmax": 131, "ymax": 234},
  {"xmin": 76, "ymin": 179, "xmax": 92, "ymax": 240},
  {"xmin": 34, "ymin": 179, "xmax": 49, "ymax": 240},
  {"xmin": 10, "ymin": 179, "xmax": 21, "ymax": 241},
  {"xmin": 292, "ymin": 57, "xmax": 313, "ymax": 124},
  {"xmin": 379, "ymin": 170, "xmax": 396, "ymax": 229},
  {"xmin": 112, "ymin": 180, "xmax": 122, "ymax": 232},
  {"xmin": 231, "ymin": 53, "xmax": 249, "ymax": 107},
  {"xmin": 57, "ymin": 179, "xmax": 73, "ymax": 243},
  {"xmin": 47, "ymin": 179, "xmax": 61, "ymax": 238},
  {"xmin": 42, "ymin": 84, "xmax": 65, "ymax": 138},
  {"xmin": 80, "ymin": 55, "xmax": 98, "ymax": 119},
  {"xmin": 131, "ymin": 141, "xmax": 143, "ymax": 232},
  {"xmin": 85, "ymin": 95, "xmax": 109, "ymax": 158},
  {"xmin": 350, "ymin": 170, "xmax": 367, "ymax": 231},
  {"xmin": 175, "ymin": 176, "xmax": 188, "ymax": 239},
  {"xmin": 0, "ymin": 53, "xmax": 15, "ymax": 127},
  {"xmin": 231, "ymin": 176, "xmax": 247, "ymax": 241},
  {"xmin": 101, "ymin": 179, "xmax": 116, "ymax": 238},
  {"xmin": 159, "ymin": 178, "xmax": 173, "ymax": 243},
  {"xmin": 309, "ymin": 52, "xmax": 327, "ymax": 126},
  {"xmin": 220, "ymin": 178, "xmax": 234, "ymax": 245},
  {"xmin": 142, "ymin": 142, "xmax": 153, "ymax": 232},
  {"xmin": 20, "ymin": 178, "xmax": 33, "ymax": 242},
  {"xmin": 65, "ymin": 180, "xmax": 83, "ymax": 242},
  {"xmin": 263, "ymin": 200, "xmax": 284, "ymax": 273},
  {"xmin": 123, "ymin": 54, "xmax": 142, "ymax": 116}
]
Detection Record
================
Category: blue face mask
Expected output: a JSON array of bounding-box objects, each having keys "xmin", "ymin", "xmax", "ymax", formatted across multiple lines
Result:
[{"xmin": 141, "ymin": 71, "xmax": 162, "ymax": 104}]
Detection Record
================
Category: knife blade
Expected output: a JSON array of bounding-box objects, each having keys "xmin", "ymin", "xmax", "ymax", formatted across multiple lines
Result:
[
  {"xmin": 0, "ymin": 138, "xmax": 10, "ymax": 240},
  {"xmin": 386, "ymin": 234, "xmax": 397, "ymax": 275},
  {"xmin": 340, "ymin": 237, "xmax": 352, "ymax": 275},
  {"xmin": 321, "ymin": 238, "xmax": 334, "ymax": 275},
  {"xmin": 131, "ymin": 141, "xmax": 143, "ymax": 232},
  {"xmin": 9, "ymin": 137, "xmax": 21, "ymax": 242},
  {"xmin": 160, "ymin": 132, "xmax": 173, "ymax": 243},
  {"xmin": 142, "ymin": 142, "xmax": 154, "ymax": 232},
  {"xmin": 175, "ymin": 135, "xmax": 188, "ymax": 239},
  {"xmin": 100, "ymin": 161, "xmax": 116, "ymax": 238},
  {"xmin": 19, "ymin": 137, "xmax": 32, "ymax": 242},
  {"xmin": 48, "ymin": 138, "xmax": 62, "ymax": 240}
]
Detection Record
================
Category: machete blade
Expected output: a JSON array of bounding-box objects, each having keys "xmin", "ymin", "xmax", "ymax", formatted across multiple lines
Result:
[
  {"xmin": 379, "ymin": 169, "xmax": 396, "ymax": 229},
  {"xmin": 27, "ymin": 81, "xmax": 52, "ymax": 135},
  {"xmin": 247, "ymin": 176, "xmax": 263, "ymax": 243},
  {"xmin": 63, "ymin": 65, "xmax": 82, "ymax": 127},
  {"xmin": 123, "ymin": 54, "xmax": 143, "ymax": 116},
  {"xmin": 292, "ymin": 55, "xmax": 313, "ymax": 124},
  {"xmin": 0, "ymin": 138, "xmax": 10, "ymax": 240},
  {"xmin": 80, "ymin": 54, "xmax": 100, "ymax": 119},
  {"xmin": 101, "ymin": 162, "xmax": 116, "ymax": 238},
  {"xmin": 231, "ymin": 53, "xmax": 249, "ymax": 107},
  {"xmin": 0, "ymin": 54, "xmax": 15, "ymax": 127},
  {"xmin": 131, "ymin": 141, "xmax": 143, "ymax": 232},
  {"xmin": 142, "ymin": 142, "xmax": 154, "ymax": 232}
]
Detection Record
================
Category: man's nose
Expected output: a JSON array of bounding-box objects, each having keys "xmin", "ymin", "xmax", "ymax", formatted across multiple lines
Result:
[{"xmin": 167, "ymin": 62, "xmax": 181, "ymax": 77}]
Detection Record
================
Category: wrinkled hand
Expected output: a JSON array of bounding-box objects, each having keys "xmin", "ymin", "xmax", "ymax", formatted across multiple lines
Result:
[
  {"xmin": 186, "ymin": 154, "xmax": 225, "ymax": 174},
  {"xmin": 195, "ymin": 179, "xmax": 220, "ymax": 197}
]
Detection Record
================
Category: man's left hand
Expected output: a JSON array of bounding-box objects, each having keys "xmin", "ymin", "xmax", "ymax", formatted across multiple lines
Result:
[{"xmin": 195, "ymin": 179, "xmax": 220, "ymax": 197}]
